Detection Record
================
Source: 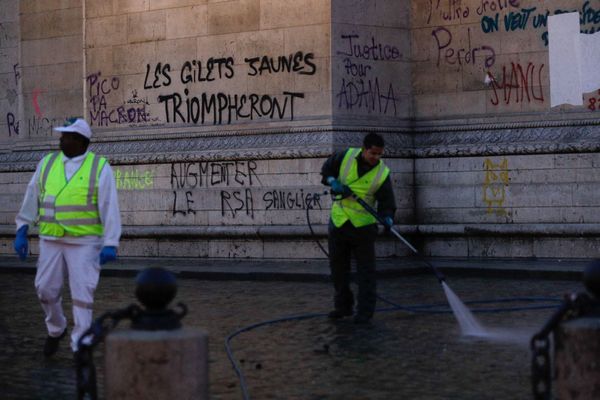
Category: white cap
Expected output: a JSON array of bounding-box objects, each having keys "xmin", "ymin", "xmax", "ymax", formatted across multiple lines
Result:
[{"xmin": 54, "ymin": 118, "xmax": 92, "ymax": 139}]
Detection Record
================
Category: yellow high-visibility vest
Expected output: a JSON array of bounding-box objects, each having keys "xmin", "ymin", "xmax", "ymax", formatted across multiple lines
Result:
[
  {"xmin": 331, "ymin": 148, "xmax": 390, "ymax": 228},
  {"xmin": 38, "ymin": 151, "xmax": 106, "ymax": 237}
]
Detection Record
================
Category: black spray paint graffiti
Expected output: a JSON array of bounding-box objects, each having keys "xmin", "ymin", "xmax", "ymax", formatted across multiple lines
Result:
[
  {"xmin": 172, "ymin": 190, "xmax": 196, "ymax": 216},
  {"xmin": 171, "ymin": 160, "xmax": 260, "ymax": 217},
  {"xmin": 146, "ymin": 52, "xmax": 316, "ymax": 89},
  {"xmin": 144, "ymin": 58, "xmax": 235, "ymax": 89},
  {"xmin": 5, "ymin": 64, "xmax": 21, "ymax": 137},
  {"xmin": 144, "ymin": 52, "xmax": 315, "ymax": 126},
  {"xmin": 220, "ymin": 189, "xmax": 324, "ymax": 218},
  {"xmin": 170, "ymin": 161, "xmax": 260, "ymax": 189},
  {"xmin": 335, "ymin": 34, "xmax": 401, "ymax": 116},
  {"xmin": 6, "ymin": 114, "xmax": 61, "ymax": 138},
  {"xmin": 220, "ymin": 189, "xmax": 255, "ymax": 218},
  {"xmin": 219, "ymin": 189, "xmax": 324, "ymax": 218},
  {"xmin": 158, "ymin": 90, "xmax": 304, "ymax": 125},
  {"xmin": 245, "ymin": 52, "xmax": 316, "ymax": 76},
  {"xmin": 0, "ymin": 23, "xmax": 8, "ymax": 47},
  {"xmin": 426, "ymin": 0, "xmax": 521, "ymax": 24},
  {"xmin": 336, "ymin": 78, "xmax": 398, "ymax": 116},
  {"xmin": 13, "ymin": 63, "xmax": 20, "ymax": 85},
  {"xmin": 87, "ymin": 72, "xmax": 151, "ymax": 127},
  {"xmin": 170, "ymin": 161, "xmax": 322, "ymax": 218},
  {"xmin": 263, "ymin": 189, "xmax": 323, "ymax": 211}
]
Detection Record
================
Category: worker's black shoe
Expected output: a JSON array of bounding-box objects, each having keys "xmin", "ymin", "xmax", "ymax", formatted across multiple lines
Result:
[
  {"xmin": 328, "ymin": 309, "xmax": 353, "ymax": 319},
  {"xmin": 43, "ymin": 328, "xmax": 67, "ymax": 357},
  {"xmin": 353, "ymin": 314, "xmax": 372, "ymax": 325}
]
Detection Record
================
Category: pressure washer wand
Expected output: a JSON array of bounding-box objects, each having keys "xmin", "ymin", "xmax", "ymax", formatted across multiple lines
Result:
[{"xmin": 332, "ymin": 190, "xmax": 446, "ymax": 283}]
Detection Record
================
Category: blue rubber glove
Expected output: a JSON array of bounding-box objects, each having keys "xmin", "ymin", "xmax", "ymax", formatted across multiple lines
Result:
[
  {"xmin": 384, "ymin": 216, "xmax": 394, "ymax": 228},
  {"xmin": 14, "ymin": 225, "xmax": 29, "ymax": 261},
  {"xmin": 327, "ymin": 177, "xmax": 352, "ymax": 198},
  {"xmin": 99, "ymin": 246, "xmax": 117, "ymax": 265},
  {"xmin": 384, "ymin": 216, "xmax": 394, "ymax": 233}
]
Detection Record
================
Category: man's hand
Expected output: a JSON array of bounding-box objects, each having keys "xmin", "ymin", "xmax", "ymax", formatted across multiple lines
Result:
[
  {"xmin": 99, "ymin": 246, "xmax": 117, "ymax": 265},
  {"xmin": 327, "ymin": 177, "xmax": 352, "ymax": 198},
  {"xmin": 14, "ymin": 225, "xmax": 29, "ymax": 261}
]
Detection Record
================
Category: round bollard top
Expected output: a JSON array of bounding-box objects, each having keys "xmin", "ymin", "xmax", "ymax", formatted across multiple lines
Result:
[
  {"xmin": 583, "ymin": 260, "xmax": 600, "ymax": 299},
  {"xmin": 135, "ymin": 267, "xmax": 177, "ymax": 311}
]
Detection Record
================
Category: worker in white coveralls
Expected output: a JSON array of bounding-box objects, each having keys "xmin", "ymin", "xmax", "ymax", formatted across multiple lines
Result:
[{"xmin": 13, "ymin": 118, "xmax": 121, "ymax": 357}]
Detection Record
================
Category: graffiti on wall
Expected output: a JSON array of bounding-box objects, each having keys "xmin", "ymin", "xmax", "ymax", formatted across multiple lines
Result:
[
  {"xmin": 5, "ymin": 63, "xmax": 66, "ymax": 138},
  {"xmin": 87, "ymin": 72, "xmax": 158, "ymax": 127},
  {"xmin": 115, "ymin": 168, "xmax": 155, "ymax": 190},
  {"xmin": 586, "ymin": 89, "xmax": 600, "ymax": 111},
  {"xmin": 488, "ymin": 62, "xmax": 545, "ymax": 106},
  {"xmin": 169, "ymin": 160, "xmax": 322, "ymax": 218},
  {"xmin": 335, "ymin": 34, "xmax": 402, "ymax": 116},
  {"xmin": 153, "ymin": 53, "xmax": 309, "ymax": 125},
  {"xmin": 431, "ymin": 26, "xmax": 496, "ymax": 69},
  {"xmin": 483, "ymin": 158, "xmax": 509, "ymax": 215},
  {"xmin": 427, "ymin": 0, "xmax": 521, "ymax": 24},
  {"xmin": 480, "ymin": 1, "xmax": 600, "ymax": 46},
  {"xmin": 86, "ymin": 50, "xmax": 313, "ymax": 128}
]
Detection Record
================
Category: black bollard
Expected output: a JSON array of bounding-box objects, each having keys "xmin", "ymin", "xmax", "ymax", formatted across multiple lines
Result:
[
  {"xmin": 105, "ymin": 267, "xmax": 209, "ymax": 400},
  {"xmin": 131, "ymin": 267, "xmax": 185, "ymax": 330}
]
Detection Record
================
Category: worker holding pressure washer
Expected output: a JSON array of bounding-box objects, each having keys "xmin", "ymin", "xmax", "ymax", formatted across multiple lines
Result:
[
  {"xmin": 13, "ymin": 118, "xmax": 121, "ymax": 357},
  {"xmin": 321, "ymin": 133, "xmax": 396, "ymax": 324}
]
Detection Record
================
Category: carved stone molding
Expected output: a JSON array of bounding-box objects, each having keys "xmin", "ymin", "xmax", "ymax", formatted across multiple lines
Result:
[
  {"xmin": 0, "ymin": 126, "xmax": 413, "ymax": 171},
  {"xmin": 414, "ymin": 123, "xmax": 600, "ymax": 157},
  {"xmin": 2, "ymin": 119, "xmax": 599, "ymax": 171}
]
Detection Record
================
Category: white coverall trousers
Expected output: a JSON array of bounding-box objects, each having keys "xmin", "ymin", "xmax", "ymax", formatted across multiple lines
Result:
[{"xmin": 35, "ymin": 238, "xmax": 101, "ymax": 352}]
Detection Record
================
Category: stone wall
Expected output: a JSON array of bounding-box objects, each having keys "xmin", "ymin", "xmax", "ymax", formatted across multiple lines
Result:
[
  {"xmin": 408, "ymin": 0, "xmax": 600, "ymax": 258},
  {"xmin": 1, "ymin": 0, "xmax": 599, "ymax": 260}
]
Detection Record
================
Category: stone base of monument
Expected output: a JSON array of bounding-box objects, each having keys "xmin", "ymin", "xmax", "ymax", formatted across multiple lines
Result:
[
  {"xmin": 105, "ymin": 328, "xmax": 209, "ymax": 400},
  {"xmin": 555, "ymin": 317, "xmax": 600, "ymax": 400}
]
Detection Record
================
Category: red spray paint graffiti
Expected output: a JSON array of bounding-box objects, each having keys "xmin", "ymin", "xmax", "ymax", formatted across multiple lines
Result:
[{"xmin": 488, "ymin": 62, "xmax": 544, "ymax": 106}]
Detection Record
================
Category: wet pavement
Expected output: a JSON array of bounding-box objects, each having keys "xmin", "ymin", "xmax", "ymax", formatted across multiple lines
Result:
[{"xmin": 0, "ymin": 257, "xmax": 585, "ymax": 400}]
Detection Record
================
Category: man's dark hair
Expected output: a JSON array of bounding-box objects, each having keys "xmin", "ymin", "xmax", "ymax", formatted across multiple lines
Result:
[{"xmin": 363, "ymin": 133, "xmax": 384, "ymax": 149}]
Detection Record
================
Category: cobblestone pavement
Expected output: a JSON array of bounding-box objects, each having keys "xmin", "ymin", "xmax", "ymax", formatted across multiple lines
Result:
[{"xmin": 0, "ymin": 271, "xmax": 582, "ymax": 399}]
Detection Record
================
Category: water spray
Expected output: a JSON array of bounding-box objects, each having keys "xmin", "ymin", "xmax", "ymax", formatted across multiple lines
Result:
[
  {"xmin": 223, "ymin": 189, "xmax": 563, "ymax": 398},
  {"xmin": 326, "ymin": 189, "xmax": 488, "ymax": 336}
]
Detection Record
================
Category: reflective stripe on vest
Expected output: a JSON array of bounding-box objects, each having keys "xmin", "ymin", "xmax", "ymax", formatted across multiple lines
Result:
[
  {"xmin": 331, "ymin": 148, "xmax": 390, "ymax": 228},
  {"xmin": 38, "ymin": 152, "xmax": 106, "ymax": 237}
]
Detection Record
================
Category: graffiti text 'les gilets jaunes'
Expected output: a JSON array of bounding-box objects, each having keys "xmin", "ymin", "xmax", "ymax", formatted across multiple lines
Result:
[{"xmin": 144, "ymin": 52, "xmax": 316, "ymax": 89}]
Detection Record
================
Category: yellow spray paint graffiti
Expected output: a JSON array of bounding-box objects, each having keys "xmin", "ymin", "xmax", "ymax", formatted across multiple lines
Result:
[
  {"xmin": 115, "ymin": 168, "xmax": 154, "ymax": 190},
  {"xmin": 483, "ymin": 158, "xmax": 509, "ymax": 215}
]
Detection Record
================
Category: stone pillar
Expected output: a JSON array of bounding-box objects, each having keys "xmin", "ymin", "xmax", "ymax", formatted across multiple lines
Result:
[
  {"xmin": 554, "ymin": 317, "xmax": 600, "ymax": 400},
  {"xmin": 105, "ymin": 328, "xmax": 209, "ymax": 400}
]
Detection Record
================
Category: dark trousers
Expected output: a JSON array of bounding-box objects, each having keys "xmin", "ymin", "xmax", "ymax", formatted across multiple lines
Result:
[{"xmin": 328, "ymin": 221, "xmax": 377, "ymax": 317}]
